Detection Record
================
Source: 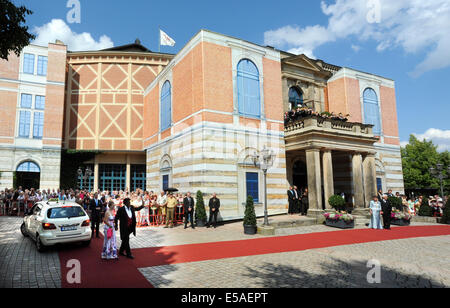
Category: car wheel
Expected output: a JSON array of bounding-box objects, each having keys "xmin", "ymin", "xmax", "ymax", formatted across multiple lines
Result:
[
  {"xmin": 36, "ymin": 234, "xmax": 45, "ymax": 252},
  {"xmin": 20, "ymin": 223, "xmax": 28, "ymax": 237},
  {"xmin": 81, "ymin": 240, "xmax": 91, "ymax": 247}
]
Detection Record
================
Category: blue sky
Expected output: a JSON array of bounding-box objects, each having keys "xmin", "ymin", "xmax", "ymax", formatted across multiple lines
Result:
[{"xmin": 18, "ymin": 0, "xmax": 450, "ymax": 150}]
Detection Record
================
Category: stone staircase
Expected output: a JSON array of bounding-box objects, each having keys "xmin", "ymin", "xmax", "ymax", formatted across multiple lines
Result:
[{"xmin": 353, "ymin": 215, "xmax": 371, "ymax": 227}]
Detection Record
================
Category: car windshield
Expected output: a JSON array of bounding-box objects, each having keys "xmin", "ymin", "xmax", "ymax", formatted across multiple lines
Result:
[{"xmin": 47, "ymin": 206, "xmax": 85, "ymax": 219}]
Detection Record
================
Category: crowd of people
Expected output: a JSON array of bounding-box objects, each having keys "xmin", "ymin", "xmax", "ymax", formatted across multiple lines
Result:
[
  {"xmin": 284, "ymin": 105, "xmax": 350, "ymax": 126},
  {"xmin": 369, "ymin": 190, "xmax": 448, "ymax": 230},
  {"xmin": 0, "ymin": 187, "xmax": 222, "ymax": 229},
  {"xmin": 287, "ymin": 186, "xmax": 309, "ymax": 216}
]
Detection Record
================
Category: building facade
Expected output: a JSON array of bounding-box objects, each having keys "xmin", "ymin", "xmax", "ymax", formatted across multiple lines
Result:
[
  {"xmin": 0, "ymin": 42, "xmax": 67, "ymax": 189},
  {"xmin": 0, "ymin": 30, "xmax": 404, "ymax": 219}
]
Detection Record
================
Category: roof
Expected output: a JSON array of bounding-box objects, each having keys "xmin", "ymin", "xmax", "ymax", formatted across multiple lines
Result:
[{"xmin": 101, "ymin": 39, "xmax": 152, "ymax": 53}]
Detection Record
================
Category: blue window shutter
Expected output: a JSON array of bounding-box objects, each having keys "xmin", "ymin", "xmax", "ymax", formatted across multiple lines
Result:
[
  {"xmin": 246, "ymin": 172, "xmax": 259, "ymax": 203},
  {"xmin": 363, "ymin": 88, "xmax": 381, "ymax": 135},
  {"xmin": 237, "ymin": 59, "xmax": 260, "ymax": 118}
]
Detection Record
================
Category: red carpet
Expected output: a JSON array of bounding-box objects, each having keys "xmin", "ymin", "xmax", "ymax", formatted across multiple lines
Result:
[{"xmin": 58, "ymin": 225, "xmax": 450, "ymax": 288}]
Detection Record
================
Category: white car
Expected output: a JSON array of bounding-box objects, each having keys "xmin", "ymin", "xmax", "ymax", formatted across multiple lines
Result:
[{"xmin": 21, "ymin": 200, "xmax": 92, "ymax": 252}]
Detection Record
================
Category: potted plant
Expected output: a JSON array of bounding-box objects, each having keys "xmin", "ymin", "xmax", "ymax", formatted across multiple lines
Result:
[
  {"xmin": 243, "ymin": 196, "xmax": 257, "ymax": 235},
  {"xmin": 195, "ymin": 190, "xmax": 207, "ymax": 227},
  {"xmin": 388, "ymin": 196, "xmax": 403, "ymax": 211},
  {"xmin": 418, "ymin": 197, "xmax": 432, "ymax": 217},
  {"xmin": 328, "ymin": 195, "xmax": 346, "ymax": 212},
  {"xmin": 390, "ymin": 209, "xmax": 411, "ymax": 226},
  {"xmin": 323, "ymin": 212, "xmax": 355, "ymax": 229}
]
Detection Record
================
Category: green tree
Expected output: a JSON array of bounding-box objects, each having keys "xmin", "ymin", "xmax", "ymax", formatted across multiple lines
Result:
[
  {"xmin": 418, "ymin": 197, "xmax": 432, "ymax": 217},
  {"xmin": 401, "ymin": 135, "xmax": 450, "ymax": 193},
  {"xmin": 195, "ymin": 190, "xmax": 207, "ymax": 222},
  {"xmin": 328, "ymin": 195, "xmax": 346, "ymax": 211},
  {"xmin": 0, "ymin": 0, "xmax": 35, "ymax": 60},
  {"xmin": 243, "ymin": 195, "xmax": 257, "ymax": 226}
]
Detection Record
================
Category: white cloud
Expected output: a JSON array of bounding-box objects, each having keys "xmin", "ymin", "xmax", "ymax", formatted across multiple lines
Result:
[
  {"xmin": 351, "ymin": 44, "xmax": 361, "ymax": 52},
  {"xmin": 264, "ymin": 0, "xmax": 450, "ymax": 77},
  {"xmin": 32, "ymin": 19, "xmax": 114, "ymax": 51},
  {"xmin": 402, "ymin": 128, "xmax": 450, "ymax": 152}
]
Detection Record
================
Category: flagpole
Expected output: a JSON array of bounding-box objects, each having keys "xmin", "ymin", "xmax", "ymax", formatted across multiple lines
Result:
[{"xmin": 158, "ymin": 26, "xmax": 161, "ymax": 53}]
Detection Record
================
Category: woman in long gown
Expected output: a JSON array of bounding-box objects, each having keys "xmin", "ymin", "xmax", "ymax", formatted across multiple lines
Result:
[
  {"xmin": 101, "ymin": 201, "xmax": 118, "ymax": 260},
  {"xmin": 369, "ymin": 195, "xmax": 383, "ymax": 230}
]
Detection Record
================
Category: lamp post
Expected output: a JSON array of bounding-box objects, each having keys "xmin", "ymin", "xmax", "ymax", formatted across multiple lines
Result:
[
  {"xmin": 251, "ymin": 146, "xmax": 275, "ymax": 226},
  {"xmin": 429, "ymin": 163, "xmax": 450, "ymax": 197},
  {"xmin": 77, "ymin": 167, "xmax": 92, "ymax": 191}
]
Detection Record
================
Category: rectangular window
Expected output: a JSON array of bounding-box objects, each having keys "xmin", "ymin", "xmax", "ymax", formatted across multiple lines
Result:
[
  {"xmin": 37, "ymin": 56, "xmax": 48, "ymax": 76},
  {"xmin": 33, "ymin": 112, "xmax": 44, "ymax": 139},
  {"xmin": 162, "ymin": 174, "xmax": 169, "ymax": 191},
  {"xmin": 99, "ymin": 164, "xmax": 126, "ymax": 192},
  {"xmin": 246, "ymin": 172, "xmax": 259, "ymax": 203},
  {"xmin": 19, "ymin": 111, "xmax": 31, "ymax": 137},
  {"xmin": 23, "ymin": 53, "xmax": 35, "ymax": 74},
  {"xmin": 131, "ymin": 165, "xmax": 146, "ymax": 191},
  {"xmin": 377, "ymin": 178, "xmax": 383, "ymax": 192},
  {"xmin": 35, "ymin": 96, "xmax": 45, "ymax": 110},
  {"xmin": 21, "ymin": 94, "xmax": 32, "ymax": 108}
]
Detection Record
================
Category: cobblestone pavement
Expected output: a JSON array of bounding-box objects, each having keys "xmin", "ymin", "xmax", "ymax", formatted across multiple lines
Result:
[
  {"xmin": 139, "ymin": 235, "xmax": 450, "ymax": 288},
  {"xmin": 0, "ymin": 217, "xmax": 61, "ymax": 288},
  {"xmin": 1, "ymin": 215, "xmax": 448, "ymax": 288}
]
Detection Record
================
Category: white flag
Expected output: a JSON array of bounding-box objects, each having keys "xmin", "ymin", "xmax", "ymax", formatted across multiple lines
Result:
[{"xmin": 160, "ymin": 29, "xmax": 176, "ymax": 47}]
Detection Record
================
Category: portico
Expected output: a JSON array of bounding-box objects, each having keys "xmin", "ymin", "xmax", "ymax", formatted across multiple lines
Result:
[{"xmin": 285, "ymin": 115, "xmax": 378, "ymax": 216}]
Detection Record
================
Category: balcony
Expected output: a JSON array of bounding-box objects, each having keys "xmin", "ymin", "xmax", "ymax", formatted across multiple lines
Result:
[{"xmin": 284, "ymin": 115, "xmax": 378, "ymax": 153}]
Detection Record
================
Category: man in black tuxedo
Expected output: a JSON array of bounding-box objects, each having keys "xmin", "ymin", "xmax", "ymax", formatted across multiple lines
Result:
[
  {"xmin": 381, "ymin": 194, "xmax": 392, "ymax": 230},
  {"xmin": 183, "ymin": 192, "xmax": 195, "ymax": 229},
  {"xmin": 89, "ymin": 193, "xmax": 104, "ymax": 238},
  {"xmin": 207, "ymin": 193, "xmax": 220, "ymax": 228},
  {"xmin": 287, "ymin": 186, "xmax": 296, "ymax": 215},
  {"xmin": 114, "ymin": 197, "xmax": 144, "ymax": 259}
]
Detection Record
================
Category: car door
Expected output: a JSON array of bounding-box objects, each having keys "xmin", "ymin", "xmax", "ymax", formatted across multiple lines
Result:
[{"xmin": 29, "ymin": 204, "xmax": 42, "ymax": 238}]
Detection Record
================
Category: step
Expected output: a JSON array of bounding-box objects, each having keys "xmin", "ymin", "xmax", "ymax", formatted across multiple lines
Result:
[{"xmin": 257, "ymin": 216, "xmax": 317, "ymax": 229}]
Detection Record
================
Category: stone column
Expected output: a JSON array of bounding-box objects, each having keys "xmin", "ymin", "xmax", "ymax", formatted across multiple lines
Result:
[
  {"xmin": 363, "ymin": 154, "xmax": 377, "ymax": 207},
  {"xmin": 126, "ymin": 154, "xmax": 131, "ymax": 191},
  {"xmin": 322, "ymin": 150, "xmax": 334, "ymax": 209},
  {"xmin": 93, "ymin": 155, "xmax": 99, "ymax": 191},
  {"xmin": 306, "ymin": 148, "xmax": 322, "ymax": 216},
  {"xmin": 352, "ymin": 153, "xmax": 364, "ymax": 208}
]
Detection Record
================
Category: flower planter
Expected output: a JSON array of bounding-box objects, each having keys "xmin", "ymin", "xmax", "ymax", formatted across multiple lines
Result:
[
  {"xmin": 390, "ymin": 218, "xmax": 410, "ymax": 226},
  {"xmin": 325, "ymin": 219, "xmax": 354, "ymax": 229},
  {"xmin": 244, "ymin": 225, "xmax": 257, "ymax": 235}
]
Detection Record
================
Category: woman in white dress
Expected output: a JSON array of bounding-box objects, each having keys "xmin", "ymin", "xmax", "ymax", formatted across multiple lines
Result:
[
  {"xmin": 101, "ymin": 201, "xmax": 118, "ymax": 260},
  {"xmin": 369, "ymin": 195, "xmax": 383, "ymax": 230}
]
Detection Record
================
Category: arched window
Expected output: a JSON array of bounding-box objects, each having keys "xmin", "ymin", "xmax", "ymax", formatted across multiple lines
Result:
[
  {"xmin": 160, "ymin": 81, "xmax": 172, "ymax": 131},
  {"xmin": 289, "ymin": 87, "xmax": 303, "ymax": 108},
  {"xmin": 17, "ymin": 161, "xmax": 40, "ymax": 173},
  {"xmin": 237, "ymin": 59, "xmax": 260, "ymax": 118},
  {"xmin": 363, "ymin": 88, "xmax": 381, "ymax": 135}
]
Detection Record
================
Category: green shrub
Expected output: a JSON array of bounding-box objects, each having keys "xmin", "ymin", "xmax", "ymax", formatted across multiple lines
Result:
[
  {"xmin": 388, "ymin": 196, "xmax": 403, "ymax": 211},
  {"xmin": 418, "ymin": 197, "xmax": 432, "ymax": 217},
  {"xmin": 195, "ymin": 190, "xmax": 207, "ymax": 222},
  {"xmin": 243, "ymin": 196, "xmax": 257, "ymax": 226},
  {"xmin": 442, "ymin": 199, "xmax": 450, "ymax": 224},
  {"xmin": 328, "ymin": 195, "xmax": 346, "ymax": 211}
]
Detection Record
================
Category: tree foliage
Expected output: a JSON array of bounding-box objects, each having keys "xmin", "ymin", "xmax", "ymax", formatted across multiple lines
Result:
[
  {"xmin": 401, "ymin": 135, "xmax": 450, "ymax": 193},
  {"xmin": 195, "ymin": 190, "xmax": 207, "ymax": 221},
  {"xmin": 243, "ymin": 195, "xmax": 257, "ymax": 226},
  {"xmin": 0, "ymin": 0, "xmax": 35, "ymax": 60},
  {"xmin": 328, "ymin": 195, "xmax": 346, "ymax": 211},
  {"xmin": 418, "ymin": 197, "xmax": 432, "ymax": 217}
]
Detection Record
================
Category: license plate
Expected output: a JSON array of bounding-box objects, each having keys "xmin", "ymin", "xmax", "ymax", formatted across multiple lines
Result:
[{"xmin": 61, "ymin": 226, "xmax": 77, "ymax": 232}]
